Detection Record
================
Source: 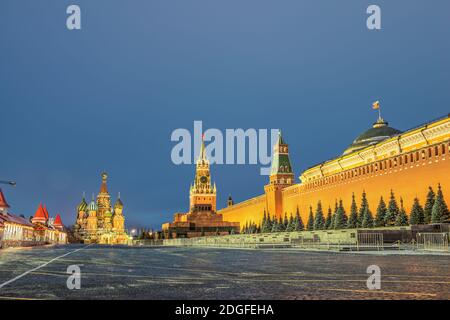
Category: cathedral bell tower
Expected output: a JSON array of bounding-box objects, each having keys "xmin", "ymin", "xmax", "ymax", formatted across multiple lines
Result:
[
  {"xmin": 264, "ymin": 130, "xmax": 294, "ymax": 219},
  {"xmin": 97, "ymin": 172, "xmax": 112, "ymax": 228},
  {"xmin": 189, "ymin": 135, "xmax": 217, "ymax": 213},
  {"xmin": 86, "ymin": 194, "xmax": 98, "ymax": 237}
]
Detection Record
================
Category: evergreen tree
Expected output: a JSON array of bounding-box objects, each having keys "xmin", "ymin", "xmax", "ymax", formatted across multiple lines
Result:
[
  {"xmin": 330, "ymin": 200, "xmax": 338, "ymax": 229},
  {"xmin": 250, "ymin": 222, "xmax": 254, "ymax": 234},
  {"xmin": 409, "ymin": 197, "xmax": 425, "ymax": 225},
  {"xmin": 423, "ymin": 186, "xmax": 435, "ymax": 224},
  {"xmin": 286, "ymin": 213, "xmax": 294, "ymax": 232},
  {"xmin": 334, "ymin": 200, "xmax": 347, "ymax": 230},
  {"xmin": 385, "ymin": 190, "xmax": 399, "ymax": 226},
  {"xmin": 347, "ymin": 193, "xmax": 358, "ymax": 228},
  {"xmin": 294, "ymin": 207, "xmax": 305, "ymax": 231},
  {"xmin": 307, "ymin": 206, "xmax": 314, "ymax": 231},
  {"xmin": 325, "ymin": 206, "xmax": 333, "ymax": 230},
  {"xmin": 270, "ymin": 217, "xmax": 278, "ymax": 233},
  {"xmin": 266, "ymin": 213, "xmax": 273, "ymax": 232},
  {"xmin": 374, "ymin": 196, "xmax": 387, "ymax": 227},
  {"xmin": 244, "ymin": 222, "xmax": 248, "ymax": 234},
  {"xmin": 361, "ymin": 206, "xmax": 374, "ymax": 228},
  {"xmin": 358, "ymin": 191, "xmax": 369, "ymax": 228},
  {"xmin": 283, "ymin": 213, "xmax": 289, "ymax": 230},
  {"xmin": 395, "ymin": 198, "xmax": 409, "ymax": 226},
  {"xmin": 271, "ymin": 216, "xmax": 283, "ymax": 233},
  {"xmin": 431, "ymin": 184, "xmax": 450, "ymax": 223},
  {"xmin": 261, "ymin": 210, "xmax": 268, "ymax": 233},
  {"xmin": 278, "ymin": 216, "xmax": 286, "ymax": 232},
  {"xmin": 313, "ymin": 201, "xmax": 325, "ymax": 230}
]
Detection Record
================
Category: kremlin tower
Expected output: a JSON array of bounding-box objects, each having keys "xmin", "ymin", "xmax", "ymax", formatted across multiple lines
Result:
[
  {"xmin": 162, "ymin": 135, "xmax": 240, "ymax": 238},
  {"xmin": 264, "ymin": 130, "xmax": 295, "ymax": 219}
]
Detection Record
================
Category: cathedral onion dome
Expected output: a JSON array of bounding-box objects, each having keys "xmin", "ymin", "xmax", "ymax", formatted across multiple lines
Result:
[
  {"xmin": 114, "ymin": 193, "xmax": 123, "ymax": 209},
  {"xmin": 77, "ymin": 196, "xmax": 88, "ymax": 212},
  {"xmin": 88, "ymin": 195, "xmax": 98, "ymax": 211},
  {"xmin": 343, "ymin": 117, "xmax": 402, "ymax": 155},
  {"xmin": 104, "ymin": 210, "xmax": 112, "ymax": 218}
]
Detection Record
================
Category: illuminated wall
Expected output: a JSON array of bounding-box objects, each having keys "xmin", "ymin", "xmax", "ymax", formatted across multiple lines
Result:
[{"xmin": 220, "ymin": 116, "xmax": 450, "ymax": 228}]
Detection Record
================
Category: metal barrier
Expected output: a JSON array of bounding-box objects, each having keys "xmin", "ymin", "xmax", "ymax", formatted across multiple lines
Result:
[
  {"xmin": 416, "ymin": 233, "xmax": 449, "ymax": 252},
  {"xmin": 357, "ymin": 233, "xmax": 384, "ymax": 251}
]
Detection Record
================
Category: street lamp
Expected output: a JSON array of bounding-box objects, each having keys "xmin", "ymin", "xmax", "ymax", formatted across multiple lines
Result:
[{"xmin": 0, "ymin": 180, "xmax": 16, "ymax": 187}]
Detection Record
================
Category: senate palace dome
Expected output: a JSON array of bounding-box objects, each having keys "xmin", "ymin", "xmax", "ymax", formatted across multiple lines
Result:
[{"xmin": 343, "ymin": 116, "xmax": 402, "ymax": 155}]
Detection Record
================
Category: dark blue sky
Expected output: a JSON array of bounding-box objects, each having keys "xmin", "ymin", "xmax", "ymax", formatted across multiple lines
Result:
[{"xmin": 1, "ymin": 0, "xmax": 449, "ymax": 229}]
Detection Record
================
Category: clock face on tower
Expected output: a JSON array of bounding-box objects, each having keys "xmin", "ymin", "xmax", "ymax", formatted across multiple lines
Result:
[{"xmin": 200, "ymin": 176, "xmax": 208, "ymax": 184}]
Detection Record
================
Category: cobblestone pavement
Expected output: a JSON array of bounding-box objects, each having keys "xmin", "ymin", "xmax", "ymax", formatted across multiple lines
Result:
[{"xmin": 0, "ymin": 245, "xmax": 449, "ymax": 299}]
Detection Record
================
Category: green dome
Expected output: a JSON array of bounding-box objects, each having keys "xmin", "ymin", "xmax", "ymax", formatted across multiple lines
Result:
[
  {"xmin": 104, "ymin": 210, "xmax": 112, "ymax": 217},
  {"xmin": 88, "ymin": 199, "xmax": 98, "ymax": 211},
  {"xmin": 77, "ymin": 197, "xmax": 88, "ymax": 212},
  {"xmin": 343, "ymin": 118, "xmax": 402, "ymax": 155},
  {"xmin": 114, "ymin": 193, "xmax": 123, "ymax": 209}
]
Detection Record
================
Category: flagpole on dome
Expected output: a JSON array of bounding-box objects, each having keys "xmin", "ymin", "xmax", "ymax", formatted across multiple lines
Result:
[{"xmin": 372, "ymin": 100, "xmax": 381, "ymax": 120}]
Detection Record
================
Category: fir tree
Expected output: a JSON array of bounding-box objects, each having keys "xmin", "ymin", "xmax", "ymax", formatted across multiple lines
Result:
[
  {"xmin": 330, "ymin": 200, "xmax": 338, "ymax": 229},
  {"xmin": 347, "ymin": 193, "xmax": 358, "ymax": 229},
  {"xmin": 283, "ymin": 213, "xmax": 289, "ymax": 230},
  {"xmin": 325, "ymin": 206, "xmax": 333, "ymax": 230},
  {"xmin": 385, "ymin": 190, "xmax": 399, "ymax": 226},
  {"xmin": 358, "ymin": 191, "xmax": 369, "ymax": 228},
  {"xmin": 409, "ymin": 197, "xmax": 424, "ymax": 225},
  {"xmin": 423, "ymin": 186, "xmax": 435, "ymax": 224},
  {"xmin": 358, "ymin": 191, "xmax": 373, "ymax": 228},
  {"xmin": 266, "ymin": 213, "xmax": 273, "ymax": 232},
  {"xmin": 333, "ymin": 199, "xmax": 347, "ymax": 230},
  {"xmin": 361, "ymin": 206, "xmax": 374, "ymax": 228},
  {"xmin": 243, "ymin": 221, "xmax": 248, "ymax": 234},
  {"xmin": 374, "ymin": 196, "xmax": 387, "ymax": 227},
  {"xmin": 252, "ymin": 221, "xmax": 257, "ymax": 233},
  {"xmin": 313, "ymin": 201, "xmax": 325, "ymax": 230},
  {"xmin": 395, "ymin": 198, "xmax": 409, "ymax": 226},
  {"xmin": 294, "ymin": 207, "xmax": 305, "ymax": 231},
  {"xmin": 431, "ymin": 184, "xmax": 450, "ymax": 223},
  {"xmin": 286, "ymin": 213, "xmax": 294, "ymax": 232},
  {"xmin": 271, "ymin": 217, "xmax": 279, "ymax": 233},
  {"xmin": 307, "ymin": 206, "xmax": 314, "ymax": 231},
  {"xmin": 278, "ymin": 216, "xmax": 286, "ymax": 232},
  {"xmin": 261, "ymin": 210, "xmax": 268, "ymax": 233}
]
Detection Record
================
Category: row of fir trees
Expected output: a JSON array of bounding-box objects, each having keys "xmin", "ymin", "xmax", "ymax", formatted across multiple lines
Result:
[{"xmin": 240, "ymin": 184, "xmax": 449, "ymax": 234}]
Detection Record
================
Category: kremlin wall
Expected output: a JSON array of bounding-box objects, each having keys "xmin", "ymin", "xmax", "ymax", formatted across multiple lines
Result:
[{"xmin": 219, "ymin": 114, "xmax": 450, "ymax": 228}]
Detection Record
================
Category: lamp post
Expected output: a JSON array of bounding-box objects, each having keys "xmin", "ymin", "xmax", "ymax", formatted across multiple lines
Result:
[{"xmin": 0, "ymin": 180, "xmax": 16, "ymax": 187}]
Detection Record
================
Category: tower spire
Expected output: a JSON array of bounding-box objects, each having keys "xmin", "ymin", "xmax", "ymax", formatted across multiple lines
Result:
[
  {"xmin": 100, "ymin": 172, "xmax": 108, "ymax": 193},
  {"xmin": 198, "ymin": 133, "xmax": 207, "ymax": 162}
]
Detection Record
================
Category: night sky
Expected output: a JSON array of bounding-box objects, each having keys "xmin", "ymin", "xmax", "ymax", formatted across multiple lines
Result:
[{"xmin": 1, "ymin": 0, "xmax": 449, "ymax": 229}]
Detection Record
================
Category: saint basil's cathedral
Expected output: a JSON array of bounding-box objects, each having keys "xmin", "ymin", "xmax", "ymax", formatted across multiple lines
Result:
[{"xmin": 74, "ymin": 172, "xmax": 128, "ymax": 244}]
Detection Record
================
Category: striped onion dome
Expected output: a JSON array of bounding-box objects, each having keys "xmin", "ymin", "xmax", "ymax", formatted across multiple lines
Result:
[{"xmin": 88, "ymin": 196, "xmax": 98, "ymax": 211}]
